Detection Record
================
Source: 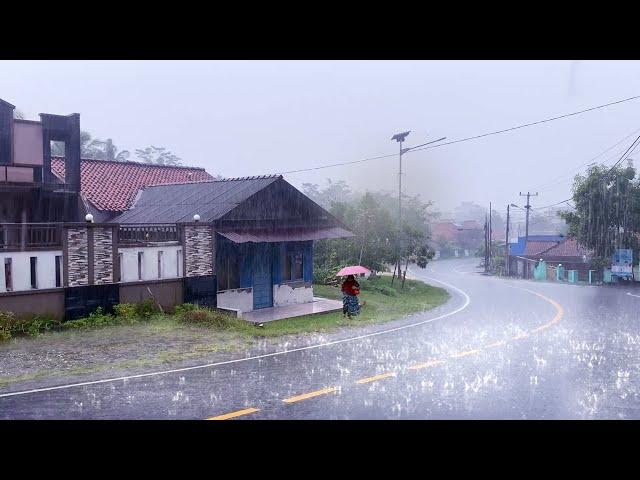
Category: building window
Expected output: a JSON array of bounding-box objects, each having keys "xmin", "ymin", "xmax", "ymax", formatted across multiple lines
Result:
[
  {"xmin": 138, "ymin": 251, "xmax": 144, "ymax": 280},
  {"xmin": 4, "ymin": 258, "xmax": 12, "ymax": 291},
  {"xmin": 158, "ymin": 251, "xmax": 163, "ymax": 279},
  {"xmin": 177, "ymin": 249, "xmax": 182, "ymax": 277},
  {"xmin": 55, "ymin": 255, "xmax": 62, "ymax": 287},
  {"xmin": 118, "ymin": 253, "xmax": 123, "ymax": 282},
  {"xmin": 30, "ymin": 256, "xmax": 37, "ymax": 289},
  {"xmin": 217, "ymin": 255, "xmax": 240, "ymax": 291},
  {"xmin": 283, "ymin": 252, "xmax": 304, "ymax": 282}
]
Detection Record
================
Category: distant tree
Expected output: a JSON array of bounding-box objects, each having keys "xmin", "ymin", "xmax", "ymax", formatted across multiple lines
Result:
[
  {"xmin": 13, "ymin": 109, "xmax": 25, "ymax": 120},
  {"xmin": 560, "ymin": 163, "xmax": 640, "ymax": 261},
  {"xmin": 79, "ymin": 131, "xmax": 105, "ymax": 159},
  {"xmin": 101, "ymin": 138, "xmax": 130, "ymax": 162},
  {"xmin": 312, "ymin": 180, "xmax": 437, "ymax": 285},
  {"xmin": 400, "ymin": 224, "xmax": 435, "ymax": 287},
  {"xmin": 135, "ymin": 146, "xmax": 182, "ymax": 166},
  {"xmin": 301, "ymin": 183, "xmax": 322, "ymax": 204}
]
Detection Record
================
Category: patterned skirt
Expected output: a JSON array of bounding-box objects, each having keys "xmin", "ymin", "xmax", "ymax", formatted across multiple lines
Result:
[{"xmin": 343, "ymin": 293, "xmax": 360, "ymax": 316}]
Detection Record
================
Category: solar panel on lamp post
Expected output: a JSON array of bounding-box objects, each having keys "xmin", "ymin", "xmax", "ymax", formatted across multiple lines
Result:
[{"xmin": 389, "ymin": 132, "xmax": 447, "ymax": 286}]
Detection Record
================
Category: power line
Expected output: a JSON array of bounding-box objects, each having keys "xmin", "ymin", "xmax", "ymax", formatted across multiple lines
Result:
[
  {"xmin": 531, "ymin": 133, "xmax": 640, "ymax": 210},
  {"xmin": 277, "ymin": 94, "xmax": 640, "ymax": 175},
  {"xmin": 405, "ymin": 94, "xmax": 640, "ymax": 154},
  {"xmin": 534, "ymin": 126, "xmax": 640, "ymax": 192}
]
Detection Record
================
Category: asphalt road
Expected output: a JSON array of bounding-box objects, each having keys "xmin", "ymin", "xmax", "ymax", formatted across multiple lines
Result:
[{"xmin": 2, "ymin": 258, "xmax": 640, "ymax": 419}]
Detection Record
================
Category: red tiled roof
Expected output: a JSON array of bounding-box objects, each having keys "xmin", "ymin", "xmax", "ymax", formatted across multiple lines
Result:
[
  {"xmin": 51, "ymin": 157, "xmax": 214, "ymax": 212},
  {"xmin": 524, "ymin": 240, "xmax": 559, "ymax": 256},
  {"xmin": 540, "ymin": 238, "xmax": 588, "ymax": 258}
]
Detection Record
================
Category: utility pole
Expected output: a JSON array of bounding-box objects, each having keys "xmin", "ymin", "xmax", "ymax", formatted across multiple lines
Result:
[
  {"xmin": 489, "ymin": 202, "xmax": 492, "ymax": 272},
  {"xmin": 391, "ymin": 131, "xmax": 411, "ymax": 285},
  {"xmin": 388, "ymin": 132, "xmax": 447, "ymax": 285},
  {"xmin": 519, "ymin": 191, "xmax": 538, "ymax": 241},
  {"xmin": 505, "ymin": 204, "xmax": 510, "ymax": 276},
  {"xmin": 484, "ymin": 213, "xmax": 488, "ymax": 273}
]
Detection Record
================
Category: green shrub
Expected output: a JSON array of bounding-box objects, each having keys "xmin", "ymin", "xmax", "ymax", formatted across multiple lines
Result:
[
  {"xmin": 0, "ymin": 311, "xmax": 13, "ymax": 341},
  {"xmin": 0, "ymin": 311, "xmax": 59, "ymax": 339},
  {"xmin": 0, "ymin": 328, "xmax": 10, "ymax": 341},
  {"xmin": 359, "ymin": 278, "xmax": 398, "ymax": 297},
  {"xmin": 134, "ymin": 298, "xmax": 159, "ymax": 319},
  {"xmin": 113, "ymin": 303, "xmax": 137, "ymax": 321},
  {"xmin": 179, "ymin": 307, "xmax": 234, "ymax": 329},
  {"xmin": 63, "ymin": 307, "xmax": 116, "ymax": 330},
  {"xmin": 174, "ymin": 303, "xmax": 198, "ymax": 315},
  {"xmin": 0, "ymin": 311, "xmax": 16, "ymax": 339}
]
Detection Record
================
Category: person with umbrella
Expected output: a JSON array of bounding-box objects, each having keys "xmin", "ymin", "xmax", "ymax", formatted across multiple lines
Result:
[
  {"xmin": 336, "ymin": 266, "xmax": 369, "ymax": 319},
  {"xmin": 341, "ymin": 275, "xmax": 361, "ymax": 318}
]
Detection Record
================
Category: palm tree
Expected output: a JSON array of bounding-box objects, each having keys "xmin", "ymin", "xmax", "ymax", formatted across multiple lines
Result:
[
  {"xmin": 135, "ymin": 146, "xmax": 182, "ymax": 166},
  {"xmin": 102, "ymin": 139, "xmax": 130, "ymax": 162}
]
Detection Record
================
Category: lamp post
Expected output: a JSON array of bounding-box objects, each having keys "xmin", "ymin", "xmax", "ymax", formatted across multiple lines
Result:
[
  {"xmin": 391, "ymin": 131, "xmax": 410, "ymax": 285},
  {"xmin": 390, "ymin": 132, "xmax": 447, "ymax": 285}
]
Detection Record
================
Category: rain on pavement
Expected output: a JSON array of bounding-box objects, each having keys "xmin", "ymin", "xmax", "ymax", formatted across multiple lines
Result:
[{"xmin": 2, "ymin": 258, "xmax": 639, "ymax": 420}]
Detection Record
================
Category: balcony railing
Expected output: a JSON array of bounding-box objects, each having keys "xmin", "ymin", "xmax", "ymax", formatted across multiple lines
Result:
[
  {"xmin": 118, "ymin": 224, "xmax": 179, "ymax": 244},
  {"xmin": 0, "ymin": 223, "xmax": 62, "ymax": 250}
]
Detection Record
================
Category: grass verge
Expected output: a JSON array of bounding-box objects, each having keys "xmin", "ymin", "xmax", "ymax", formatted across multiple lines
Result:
[{"xmin": 0, "ymin": 276, "xmax": 449, "ymax": 389}]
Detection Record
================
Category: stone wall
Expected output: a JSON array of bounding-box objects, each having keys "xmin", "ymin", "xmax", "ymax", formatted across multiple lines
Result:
[
  {"xmin": 93, "ymin": 227, "xmax": 113, "ymax": 284},
  {"xmin": 184, "ymin": 225, "xmax": 214, "ymax": 277},
  {"xmin": 66, "ymin": 227, "xmax": 89, "ymax": 286}
]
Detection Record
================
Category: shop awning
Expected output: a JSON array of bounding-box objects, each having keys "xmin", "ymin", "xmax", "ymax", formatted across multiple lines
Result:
[{"xmin": 217, "ymin": 226, "xmax": 354, "ymax": 243}]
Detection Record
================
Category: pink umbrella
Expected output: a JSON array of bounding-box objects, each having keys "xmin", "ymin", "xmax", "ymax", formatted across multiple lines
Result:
[{"xmin": 336, "ymin": 265, "xmax": 371, "ymax": 277}]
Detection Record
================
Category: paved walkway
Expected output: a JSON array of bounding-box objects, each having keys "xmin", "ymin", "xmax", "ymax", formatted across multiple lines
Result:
[{"xmin": 242, "ymin": 297, "xmax": 342, "ymax": 323}]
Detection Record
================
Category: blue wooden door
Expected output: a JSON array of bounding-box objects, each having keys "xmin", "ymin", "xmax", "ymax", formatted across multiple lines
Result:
[{"xmin": 252, "ymin": 243, "xmax": 273, "ymax": 309}]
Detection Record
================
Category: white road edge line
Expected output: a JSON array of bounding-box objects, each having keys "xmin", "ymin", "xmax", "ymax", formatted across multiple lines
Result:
[
  {"xmin": 0, "ymin": 276, "xmax": 471, "ymax": 399},
  {"xmin": 627, "ymin": 292, "xmax": 640, "ymax": 298}
]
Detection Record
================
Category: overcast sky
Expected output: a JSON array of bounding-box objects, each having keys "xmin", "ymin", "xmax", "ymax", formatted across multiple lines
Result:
[{"xmin": 2, "ymin": 60, "xmax": 639, "ymax": 218}]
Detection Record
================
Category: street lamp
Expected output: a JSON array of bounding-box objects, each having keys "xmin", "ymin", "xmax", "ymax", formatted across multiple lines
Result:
[
  {"xmin": 390, "ymin": 131, "xmax": 447, "ymax": 285},
  {"xmin": 391, "ymin": 131, "xmax": 411, "ymax": 284}
]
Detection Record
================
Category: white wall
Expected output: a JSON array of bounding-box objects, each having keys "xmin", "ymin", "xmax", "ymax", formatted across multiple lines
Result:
[
  {"xmin": 0, "ymin": 250, "xmax": 63, "ymax": 292},
  {"xmin": 217, "ymin": 288, "xmax": 253, "ymax": 314},
  {"xmin": 273, "ymin": 283, "xmax": 313, "ymax": 307},
  {"xmin": 119, "ymin": 245, "xmax": 183, "ymax": 283}
]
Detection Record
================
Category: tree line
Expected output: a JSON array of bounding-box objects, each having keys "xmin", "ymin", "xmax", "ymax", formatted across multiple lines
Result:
[
  {"xmin": 302, "ymin": 179, "xmax": 437, "ymax": 284},
  {"xmin": 561, "ymin": 161, "xmax": 640, "ymax": 266}
]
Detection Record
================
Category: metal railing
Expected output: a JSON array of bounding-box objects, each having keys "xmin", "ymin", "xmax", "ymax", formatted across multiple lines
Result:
[
  {"xmin": 0, "ymin": 223, "xmax": 62, "ymax": 250},
  {"xmin": 118, "ymin": 224, "xmax": 179, "ymax": 244}
]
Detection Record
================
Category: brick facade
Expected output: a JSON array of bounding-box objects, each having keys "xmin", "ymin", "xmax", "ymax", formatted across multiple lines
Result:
[
  {"xmin": 184, "ymin": 225, "xmax": 214, "ymax": 277},
  {"xmin": 93, "ymin": 227, "xmax": 113, "ymax": 284},
  {"xmin": 66, "ymin": 227, "xmax": 89, "ymax": 286}
]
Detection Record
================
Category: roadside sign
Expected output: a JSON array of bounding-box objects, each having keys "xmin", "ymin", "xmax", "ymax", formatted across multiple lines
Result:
[{"xmin": 612, "ymin": 249, "xmax": 633, "ymax": 274}]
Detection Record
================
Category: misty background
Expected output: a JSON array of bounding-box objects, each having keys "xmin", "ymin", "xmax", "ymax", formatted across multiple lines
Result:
[{"xmin": 1, "ymin": 60, "xmax": 639, "ymax": 220}]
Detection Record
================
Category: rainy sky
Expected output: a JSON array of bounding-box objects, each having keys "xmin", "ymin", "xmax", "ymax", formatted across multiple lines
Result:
[{"xmin": 1, "ymin": 60, "xmax": 639, "ymax": 214}]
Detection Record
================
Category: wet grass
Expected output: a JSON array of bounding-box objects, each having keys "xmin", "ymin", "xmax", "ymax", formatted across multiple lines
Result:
[
  {"xmin": 0, "ymin": 277, "xmax": 448, "ymax": 390},
  {"xmin": 235, "ymin": 276, "xmax": 450, "ymax": 337}
]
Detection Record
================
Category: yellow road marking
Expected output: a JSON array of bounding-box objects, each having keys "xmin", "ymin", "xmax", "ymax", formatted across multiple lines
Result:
[
  {"xmin": 283, "ymin": 387, "xmax": 338, "ymax": 404},
  {"xmin": 356, "ymin": 372, "xmax": 396, "ymax": 384},
  {"xmin": 211, "ymin": 288, "xmax": 566, "ymax": 418},
  {"xmin": 450, "ymin": 349, "xmax": 482, "ymax": 358},
  {"xmin": 408, "ymin": 359, "xmax": 445, "ymax": 370},
  {"xmin": 207, "ymin": 407, "xmax": 260, "ymax": 420},
  {"xmin": 512, "ymin": 332, "xmax": 529, "ymax": 340},
  {"xmin": 531, "ymin": 324, "xmax": 550, "ymax": 333}
]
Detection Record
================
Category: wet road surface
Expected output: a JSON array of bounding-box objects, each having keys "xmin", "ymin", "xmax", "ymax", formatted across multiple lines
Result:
[{"xmin": 2, "ymin": 258, "xmax": 640, "ymax": 419}]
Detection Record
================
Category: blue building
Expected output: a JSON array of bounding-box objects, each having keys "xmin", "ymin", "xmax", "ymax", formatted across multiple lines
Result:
[
  {"xmin": 508, "ymin": 235, "xmax": 565, "ymax": 277},
  {"xmin": 115, "ymin": 175, "xmax": 352, "ymax": 314}
]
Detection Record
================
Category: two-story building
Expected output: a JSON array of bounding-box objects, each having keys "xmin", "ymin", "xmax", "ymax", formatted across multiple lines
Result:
[{"xmin": 0, "ymin": 98, "xmax": 352, "ymax": 320}]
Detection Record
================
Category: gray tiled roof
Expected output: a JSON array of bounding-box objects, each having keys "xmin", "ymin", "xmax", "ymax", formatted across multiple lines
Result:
[{"xmin": 113, "ymin": 175, "xmax": 282, "ymax": 223}]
